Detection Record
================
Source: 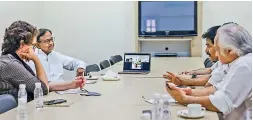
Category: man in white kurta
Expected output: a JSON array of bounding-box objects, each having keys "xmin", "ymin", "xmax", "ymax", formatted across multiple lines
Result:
[
  {"xmin": 166, "ymin": 23, "xmax": 252, "ymax": 120},
  {"xmin": 28, "ymin": 49, "xmax": 86, "ymax": 82},
  {"xmin": 209, "ymin": 53, "xmax": 252, "ymax": 120},
  {"xmin": 27, "ymin": 28, "xmax": 86, "ymax": 82},
  {"xmin": 207, "ymin": 61, "xmax": 228, "ymax": 86}
]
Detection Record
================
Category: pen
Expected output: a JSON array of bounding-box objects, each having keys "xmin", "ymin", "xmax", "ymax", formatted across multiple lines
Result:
[
  {"xmin": 80, "ymin": 78, "xmax": 84, "ymax": 89},
  {"xmin": 80, "ymin": 73, "xmax": 85, "ymax": 89}
]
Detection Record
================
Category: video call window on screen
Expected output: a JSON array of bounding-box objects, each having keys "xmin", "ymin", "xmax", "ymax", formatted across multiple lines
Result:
[{"xmin": 125, "ymin": 55, "xmax": 150, "ymax": 70}]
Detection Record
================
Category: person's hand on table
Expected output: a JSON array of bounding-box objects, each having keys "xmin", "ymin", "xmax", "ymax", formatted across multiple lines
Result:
[
  {"xmin": 163, "ymin": 73, "xmax": 169, "ymax": 79},
  {"xmin": 178, "ymin": 70, "xmax": 196, "ymax": 75},
  {"xmin": 165, "ymin": 83, "xmax": 188, "ymax": 104},
  {"xmin": 165, "ymin": 72, "xmax": 189, "ymax": 85},
  {"xmin": 163, "ymin": 72, "xmax": 191, "ymax": 79},
  {"xmin": 181, "ymin": 87, "xmax": 192, "ymax": 95},
  {"xmin": 163, "ymin": 72, "xmax": 177, "ymax": 80},
  {"xmin": 68, "ymin": 76, "xmax": 86, "ymax": 89},
  {"xmin": 76, "ymin": 68, "xmax": 85, "ymax": 77}
]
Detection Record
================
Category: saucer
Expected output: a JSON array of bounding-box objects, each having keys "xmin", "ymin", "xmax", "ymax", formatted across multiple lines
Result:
[
  {"xmin": 177, "ymin": 110, "xmax": 205, "ymax": 118},
  {"xmin": 101, "ymin": 76, "xmax": 120, "ymax": 81},
  {"xmin": 86, "ymin": 80, "xmax": 97, "ymax": 84},
  {"xmin": 86, "ymin": 76, "xmax": 99, "ymax": 80},
  {"xmin": 142, "ymin": 97, "xmax": 177, "ymax": 104}
]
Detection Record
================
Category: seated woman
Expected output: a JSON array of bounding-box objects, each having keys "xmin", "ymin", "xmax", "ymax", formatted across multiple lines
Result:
[
  {"xmin": 0, "ymin": 20, "xmax": 85, "ymax": 102},
  {"xmin": 166, "ymin": 23, "xmax": 252, "ymax": 120}
]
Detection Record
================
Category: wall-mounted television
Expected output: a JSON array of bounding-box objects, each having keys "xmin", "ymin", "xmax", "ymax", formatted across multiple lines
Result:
[{"xmin": 138, "ymin": 1, "xmax": 198, "ymax": 37}]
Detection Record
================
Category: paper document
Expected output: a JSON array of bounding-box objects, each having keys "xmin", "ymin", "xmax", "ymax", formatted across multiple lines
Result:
[
  {"xmin": 142, "ymin": 95, "xmax": 177, "ymax": 104},
  {"xmin": 55, "ymin": 89, "xmax": 84, "ymax": 95}
]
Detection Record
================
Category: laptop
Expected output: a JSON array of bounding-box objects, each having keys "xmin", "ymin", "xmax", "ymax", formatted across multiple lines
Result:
[{"xmin": 118, "ymin": 53, "xmax": 151, "ymax": 74}]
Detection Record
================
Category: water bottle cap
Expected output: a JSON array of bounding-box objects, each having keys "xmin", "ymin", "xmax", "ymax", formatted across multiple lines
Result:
[
  {"xmin": 19, "ymin": 84, "xmax": 26, "ymax": 89},
  {"xmin": 153, "ymin": 93, "xmax": 160, "ymax": 98},
  {"xmin": 35, "ymin": 83, "xmax": 41, "ymax": 88},
  {"xmin": 141, "ymin": 113, "xmax": 151, "ymax": 120},
  {"xmin": 162, "ymin": 94, "xmax": 170, "ymax": 99}
]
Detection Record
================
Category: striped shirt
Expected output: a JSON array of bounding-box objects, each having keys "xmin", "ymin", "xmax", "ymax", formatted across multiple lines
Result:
[{"xmin": 0, "ymin": 54, "xmax": 48, "ymax": 102}]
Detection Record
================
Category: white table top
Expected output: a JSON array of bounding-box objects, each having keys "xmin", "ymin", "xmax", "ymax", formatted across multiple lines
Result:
[{"xmin": 0, "ymin": 57, "xmax": 218, "ymax": 120}]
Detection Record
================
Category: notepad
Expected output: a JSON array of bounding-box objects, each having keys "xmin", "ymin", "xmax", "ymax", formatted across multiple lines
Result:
[{"xmin": 55, "ymin": 89, "xmax": 84, "ymax": 95}]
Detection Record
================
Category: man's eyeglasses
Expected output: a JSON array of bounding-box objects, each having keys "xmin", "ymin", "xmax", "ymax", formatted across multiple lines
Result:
[{"xmin": 38, "ymin": 37, "xmax": 55, "ymax": 44}]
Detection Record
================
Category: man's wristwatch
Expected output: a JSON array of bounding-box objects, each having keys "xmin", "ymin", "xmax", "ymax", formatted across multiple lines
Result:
[{"xmin": 192, "ymin": 74, "xmax": 197, "ymax": 78}]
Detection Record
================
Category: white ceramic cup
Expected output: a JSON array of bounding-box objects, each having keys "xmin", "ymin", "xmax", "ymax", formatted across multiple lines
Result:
[{"xmin": 187, "ymin": 104, "xmax": 206, "ymax": 116}]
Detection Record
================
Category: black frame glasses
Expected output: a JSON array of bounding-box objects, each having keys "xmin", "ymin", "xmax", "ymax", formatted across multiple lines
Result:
[{"xmin": 38, "ymin": 37, "xmax": 55, "ymax": 44}]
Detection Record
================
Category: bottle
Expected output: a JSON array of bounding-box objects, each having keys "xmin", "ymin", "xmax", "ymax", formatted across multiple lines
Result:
[
  {"xmin": 18, "ymin": 84, "xmax": 27, "ymax": 104},
  {"xmin": 34, "ymin": 82, "xmax": 44, "ymax": 110},
  {"xmin": 158, "ymin": 97, "xmax": 164, "ymax": 120},
  {"xmin": 17, "ymin": 84, "xmax": 28, "ymax": 120},
  {"xmin": 160, "ymin": 95, "xmax": 172, "ymax": 120},
  {"xmin": 152, "ymin": 93, "xmax": 160, "ymax": 120}
]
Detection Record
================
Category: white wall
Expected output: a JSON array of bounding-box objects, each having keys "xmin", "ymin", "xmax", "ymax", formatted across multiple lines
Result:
[
  {"xmin": 202, "ymin": 1, "xmax": 252, "ymax": 57},
  {"xmin": 0, "ymin": 1, "xmax": 135, "ymax": 65},
  {"xmin": 39, "ymin": 1, "xmax": 135, "ymax": 65},
  {"xmin": 0, "ymin": 1, "xmax": 136, "ymax": 80},
  {"xmin": 0, "ymin": 1, "xmax": 42, "ymax": 44},
  {"xmin": 39, "ymin": 1, "xmax": 136, "ymax": 79},
  {"xmin": 0, "ymin": 1, "xmax": 252, "ymax": 79}
]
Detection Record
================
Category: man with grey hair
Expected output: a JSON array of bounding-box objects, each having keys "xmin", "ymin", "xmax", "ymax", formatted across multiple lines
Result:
[{"xmin": 166, "ymin": 23, "xmax": 252, "ymax": 120}]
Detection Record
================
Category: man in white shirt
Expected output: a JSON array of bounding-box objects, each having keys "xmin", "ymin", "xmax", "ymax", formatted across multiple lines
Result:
[
  {"xmin": 28, "ymin": 28, "xmax": 86, "ymax": 82},
  {"xmin": 207, "ymin": 61, "xmax": 228, "ymax": 86},
  {"xmin": 164, "ymin": 25, "xmax": 226, "ymax": 87},
  {"xmin": 166, "ymin": 23, "xmax": 252, "ymax": 120}
]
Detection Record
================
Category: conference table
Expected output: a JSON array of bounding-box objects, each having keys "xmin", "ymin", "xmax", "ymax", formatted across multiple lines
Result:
[{"xmin": 0, "ymin": 57, "xmax": 219, "ymax": 120}]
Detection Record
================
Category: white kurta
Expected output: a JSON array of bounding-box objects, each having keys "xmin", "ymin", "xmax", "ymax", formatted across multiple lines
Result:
[
  {"xmin": 210, "ymin": 61, "xmax": 222, "ymax": 71},
  {"xmin": 208, "ymin": 61, "xmax": 228, "ymax": 86},
  {"xmin": 27, "ymin": 49, "xmax": 86, "ymax": 82},
  {"xmin": 209, "ymin": 53, "xmax": 252, "ymax": 120}
]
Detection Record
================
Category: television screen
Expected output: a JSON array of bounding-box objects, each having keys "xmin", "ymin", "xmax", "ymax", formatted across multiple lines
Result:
[{"xmin": 138, "ymin": 1, "xmax": 197, "ymax": 37}]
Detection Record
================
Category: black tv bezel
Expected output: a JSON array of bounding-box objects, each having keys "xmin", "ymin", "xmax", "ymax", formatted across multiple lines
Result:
[{"xmin": 138, "ymin": 1, "xmax": 198, "ymax": 37}]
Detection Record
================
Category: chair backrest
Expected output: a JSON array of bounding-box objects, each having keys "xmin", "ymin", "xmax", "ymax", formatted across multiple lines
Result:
[
  {"xmin": 204, "ymin": 58, "xmax": 214, "ymax": 68},
  {"xmin": 0, "ymin": 94, "xmax": 17, "ymax": 114},
  {"xmin": 99, "ymin": 60, "xmax": 111, "ymax": 70},
  {"xmin": 85, "ymin": 64, "xmax": 100, "ymax": 74},
  {"xmin": 111, "ymin": 55, "xmax": 123, "ymax": 63},
  {"xmin": 109, "ymin": 57, "xmax": 116, "ymax": 66}
]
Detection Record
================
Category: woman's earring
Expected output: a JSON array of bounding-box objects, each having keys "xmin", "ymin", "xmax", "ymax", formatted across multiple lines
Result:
[{"xmin": 35, "ymin": 43, "xmax": 40, "ymax": 49}]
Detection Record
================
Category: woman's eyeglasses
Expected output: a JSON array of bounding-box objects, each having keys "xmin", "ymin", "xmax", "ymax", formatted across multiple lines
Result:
[{"xmin": 31, "ymin": 43, "xmax": 37, "ymax": 50}]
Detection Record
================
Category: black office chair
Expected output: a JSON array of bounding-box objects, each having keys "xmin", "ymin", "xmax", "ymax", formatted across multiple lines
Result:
[
  {"xmin": 109, "ymin": 57, "xmax": 116, "ymax": 66},
  {"xmin": 111, "ymin": 55, "xmax": 123, "ymax": 64},
  {"xmin": 99, "ymin": 60, "xmax": 111, "ymax": 70},
  {"xmin": 204, "ymin": 58, "xmax": 214, "ymax": 68},
  {"xmin": 85, "ymin": 64, "xmax": 100, "ymax": 75}
]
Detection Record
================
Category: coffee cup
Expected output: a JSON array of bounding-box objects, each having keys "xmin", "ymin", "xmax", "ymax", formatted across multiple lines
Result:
[{"xmin": 187, "ymin": 104, "xmax": 205, "ymax": 116}]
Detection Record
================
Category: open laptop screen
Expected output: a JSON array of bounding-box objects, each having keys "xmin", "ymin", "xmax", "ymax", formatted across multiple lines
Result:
[{"xmin": 123, "ymin": 53, "xmax": 151, "ymax": 71}]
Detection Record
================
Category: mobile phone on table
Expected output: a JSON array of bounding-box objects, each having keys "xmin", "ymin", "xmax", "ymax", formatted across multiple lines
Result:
[
  {"xmin": 80, "ymin": 92, "xmax": 101, "ymax": 96},
  {"xmin": 165, "ymin": 81, "xmax": 172, "ymax": 89},
  {"xmin": 44, "ymin": 99, "xmax": 67, "ymax": 105}
]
